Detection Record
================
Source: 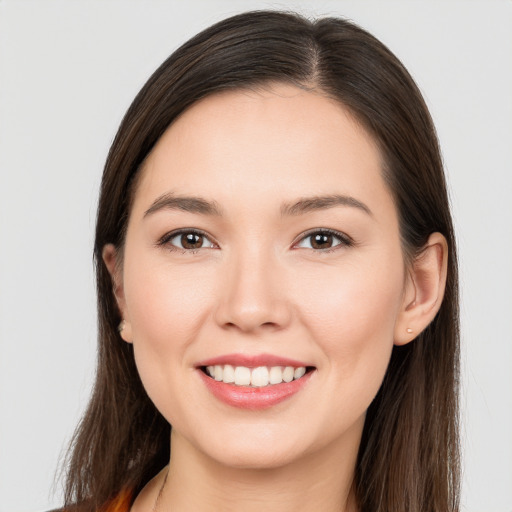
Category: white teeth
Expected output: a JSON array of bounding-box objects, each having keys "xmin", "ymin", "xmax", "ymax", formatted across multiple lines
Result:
[
  {"xmin": 223, "ymin": 364, "xmax": 235, "ymax": 383},
  {"xmin": 294, "ymin": 367, "xmax": 306, "ymax": 379},
  {"xmin": 234, "ymin": 366, "xmax": 251, "ymax": 386},
  {"xmin": 251, "ymin": 366, "xmax": 269, "ymax": 387},
  {"xmin": 269, "ymin": 366, "xmax": 283, "ymax": 384},
  {"xmin": 204, "ymin": 364, "xmax": 308, "ymax": 387},
  {"xmin": 282, "ymin": 366, "xmax": 294, "ymax": 383}
]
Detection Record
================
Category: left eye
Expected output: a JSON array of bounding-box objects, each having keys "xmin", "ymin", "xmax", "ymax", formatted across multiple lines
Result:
[
  {"xmin": 295, "ymin": 230, "xmax": 351, "ymax": 250},
  {"xmin": 165, "ymin": 230, "xmax": 216, "ymax": 250}
]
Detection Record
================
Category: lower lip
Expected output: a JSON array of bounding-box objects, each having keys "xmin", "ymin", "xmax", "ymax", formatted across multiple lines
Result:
[{"xmin": 198, "ymin": 370, "xmax": 314, "ymax": 410}]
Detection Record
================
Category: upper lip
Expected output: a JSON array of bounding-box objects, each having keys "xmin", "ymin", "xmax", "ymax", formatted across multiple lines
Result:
[{"xmin": 195, "ymin": 353, "xmax": 312, "ymax": 368}]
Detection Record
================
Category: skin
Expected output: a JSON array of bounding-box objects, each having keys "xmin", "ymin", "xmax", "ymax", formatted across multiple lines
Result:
[{"xmin": 103, "ymin": 84, "xmax": 448, "ymax": 512}]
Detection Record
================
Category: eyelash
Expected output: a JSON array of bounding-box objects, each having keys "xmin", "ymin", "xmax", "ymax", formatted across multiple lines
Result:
[
  {"xmin": 157, "ymin": 228, "xmax": 216, "ymax": 254},
  {"xmin": 294, "ymin": 228, "xmax": 354, "ymax": 253},
  {"xmin": 157, "ymin": 228, "xmax": 354, "ymax": 254}
]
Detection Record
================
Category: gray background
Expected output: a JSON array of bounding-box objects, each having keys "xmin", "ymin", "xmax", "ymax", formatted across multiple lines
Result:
[{"xmin": 0, "ymin": 1, "xmax": 511, "ymax": 511}]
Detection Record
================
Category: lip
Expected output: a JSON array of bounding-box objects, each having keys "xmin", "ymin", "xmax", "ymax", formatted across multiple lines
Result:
[
  {"xmin": 195, "ymin": 353, "xmax": 310, "ymax": 368},
  {"xmin": 195, "ymin": 353, "xmax": 315, "ymax": 410}
]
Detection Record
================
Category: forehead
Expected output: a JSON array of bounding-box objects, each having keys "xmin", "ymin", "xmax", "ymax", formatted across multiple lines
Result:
[{"xmin": 133, "ymin": 84, "xmax": 394, "ymax": 221}]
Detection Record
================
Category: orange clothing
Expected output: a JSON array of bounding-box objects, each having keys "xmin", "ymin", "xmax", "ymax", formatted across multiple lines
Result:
[
  {"xmin": 101, "ymin": 490, "xmax": 133, "ymax": 512},
  {"xmin": 51, "ymin": 489, "xmax": 133, "ymax": 512}
]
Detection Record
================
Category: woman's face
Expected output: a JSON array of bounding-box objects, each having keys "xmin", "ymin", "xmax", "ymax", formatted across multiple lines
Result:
[{"xmin": 113, "ymin": 84, "xmax": 410, "ymax": 469}]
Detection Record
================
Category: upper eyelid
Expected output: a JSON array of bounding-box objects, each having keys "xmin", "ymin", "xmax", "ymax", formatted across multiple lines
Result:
[
  {"xmin": 292, "ymin": 228, "xmax": 353, "ymax": 246},
  {"xmin": 158, "ymin": 228, "xmax": 217, "ymax": 247},
  {"xmin": 159, "ymin": 227, "xmax": 352, "ymax": 249}
]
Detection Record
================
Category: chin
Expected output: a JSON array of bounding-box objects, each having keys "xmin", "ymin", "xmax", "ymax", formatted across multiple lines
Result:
[
  {"xmin": 189, "ymin": 424, "xmax": 319, "ymax": 471},
  {"xmin": 207, "ymin": 443, "xmax": 302, "ymax": 471}
]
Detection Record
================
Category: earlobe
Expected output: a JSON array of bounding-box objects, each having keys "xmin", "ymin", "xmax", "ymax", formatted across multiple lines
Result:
[
  {"xmin": 102, "ymin": 244, "xmax": 133, "ymax": 343},
  {"xmin": 117, "ymin": 318, "xmax": 133, "ymax": 343},
  {"xmin": 394, "ymin": 232, "xmax": 448, "ymax": 346}
]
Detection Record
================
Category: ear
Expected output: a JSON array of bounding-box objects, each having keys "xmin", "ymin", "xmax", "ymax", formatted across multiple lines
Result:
[
  {"xmin": 394, "ymin": 232, "xmax": 448, "ymax": 346},
  {"xmin": 102, "ymin": 243, "xmax": 133, "ymax": 343}
]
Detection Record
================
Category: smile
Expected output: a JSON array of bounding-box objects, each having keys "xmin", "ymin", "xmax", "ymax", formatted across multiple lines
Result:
[
  {"xmin": 204, "ymin": 364, "xmax": 307, "ymax": 387},
  {"xmin": 196, "ymin": 354, "xmax": 315, "ymax": 410}
]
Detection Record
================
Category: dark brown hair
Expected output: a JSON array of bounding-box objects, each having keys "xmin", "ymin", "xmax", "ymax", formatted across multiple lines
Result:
[{"xmin": 62, "ymin": 10, "xmax": 459, "ymax": 512}]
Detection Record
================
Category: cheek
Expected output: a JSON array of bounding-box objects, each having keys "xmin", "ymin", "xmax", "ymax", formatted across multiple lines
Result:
[
  {"xmin": 121, "ymin": 252, "xmax": 218, "ymax": 422},
  {"xmin": 124, "ymin": 256, "xmax": 214, "ymax": 347},
  {"xmin": 301, "ymin": 254, "xmax": 402, "ymax": 329},
  {"xmin": 297, "ymin": 255, "xmax": 404, "ymax": 389}
]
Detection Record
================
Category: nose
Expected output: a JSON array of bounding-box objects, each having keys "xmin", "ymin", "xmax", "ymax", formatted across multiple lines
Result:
[{"xmin": 213, "ymin": 248, "xmax": 292, "ymax": 334}]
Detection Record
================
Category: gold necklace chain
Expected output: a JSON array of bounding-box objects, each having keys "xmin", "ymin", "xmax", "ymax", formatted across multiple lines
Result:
[{"xmin": 152, "ymin": 466, "xmax": 169, "ymax": 512}]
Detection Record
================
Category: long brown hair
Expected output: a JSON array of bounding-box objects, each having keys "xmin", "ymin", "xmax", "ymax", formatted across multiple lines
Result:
[{"xmin": 62, "ymin": 11, "xmax": 460, "ymax": 512}]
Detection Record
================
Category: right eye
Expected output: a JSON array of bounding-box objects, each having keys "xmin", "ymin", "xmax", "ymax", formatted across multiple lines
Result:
[{"xmin": 160, "ymin": 229, "xmax": 216, "ymax": 252}]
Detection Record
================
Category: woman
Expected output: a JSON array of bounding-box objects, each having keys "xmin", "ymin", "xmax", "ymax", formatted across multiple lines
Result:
[{"xmin": 61, "ymin": 10, "xmax": 459, "ymax": 512}]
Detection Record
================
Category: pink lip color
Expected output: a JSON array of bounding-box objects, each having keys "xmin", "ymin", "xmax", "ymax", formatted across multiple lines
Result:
[
  {"xmin": 196, "ymin": 353, "xmax": 310, "ymax": 368},
  {"xmin": 198, "ymin": 371, "xmax": 313, "ymax": 410},
  {"xmin": 198, "ymin": 370, "xmax": 313, "ymax": 410},
  {"xmin": 196, "ymin": 354, "xmax": 314, "ymax": 410}
]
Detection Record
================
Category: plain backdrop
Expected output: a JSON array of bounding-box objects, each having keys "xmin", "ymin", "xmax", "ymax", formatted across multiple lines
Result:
[{"xmin": 0, "ymin": 1, "xmax": 511, "ymax": 511}]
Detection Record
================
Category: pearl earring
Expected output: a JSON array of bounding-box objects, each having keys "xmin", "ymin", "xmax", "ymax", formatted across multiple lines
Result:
[
  {"xmin": 406, "ymin": 328, "xmax": 413, "ymax": 333},
  {"xmin": 118, "ymin": 320, "xmax": 126, "ymax": 333}
]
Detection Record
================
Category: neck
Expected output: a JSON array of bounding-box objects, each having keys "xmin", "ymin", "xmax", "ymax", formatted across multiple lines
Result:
[{"xmin": 152, "ymin": 423, "xmax": 362, "ymax": 512}]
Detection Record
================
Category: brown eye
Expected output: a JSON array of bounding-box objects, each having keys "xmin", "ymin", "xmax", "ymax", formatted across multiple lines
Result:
[
  {"xmin": 181, "ymin": 232, "xmax": 204, "ymax": 249},
  {"xmin": 165, "ymin": 230, "xmax": 215, "ymax": 251},
  {"xmin": 295, "ymin": 229, "xmax": 351, "ymax": 251},
  {"xmin": 310, "ymin": 233, "xmax": 334, "ymax": 249}
]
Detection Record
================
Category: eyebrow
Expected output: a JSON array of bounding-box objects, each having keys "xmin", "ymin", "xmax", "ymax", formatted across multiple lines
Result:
[
  {"xmin": 144, "ymin": 193, "xmax": 223, "ymax": 217},
  {"xmin": 144, "ymin": 192, "xmax": 372, "ymax": 218},
  {"xmin": 280, "ymin": 194, "xmax": 372, "ymax": 217}
]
